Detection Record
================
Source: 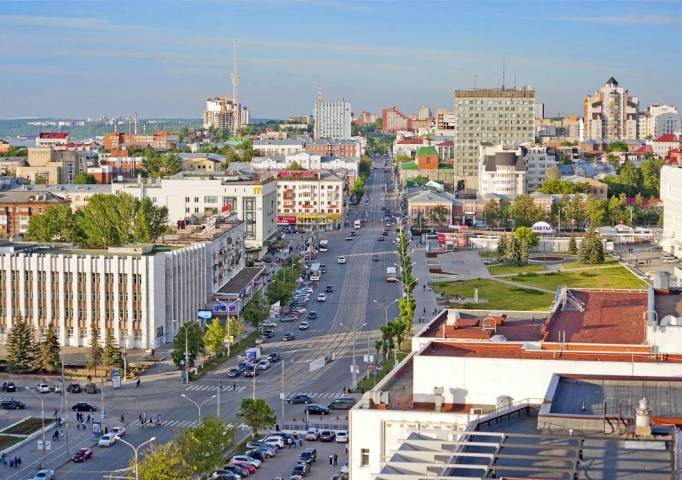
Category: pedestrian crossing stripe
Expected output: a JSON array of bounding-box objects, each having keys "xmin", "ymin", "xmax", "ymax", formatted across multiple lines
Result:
[
  {"xmin": 160, "ymin": 419, "xmax": 250, "ymax": 429},
  {"xmin": 184, "ymin": 384, "xmax": 247, "ymax": 392},
  {"xmin": 290, "ymin": 392, "xmax": 345, "ymax": 399}
]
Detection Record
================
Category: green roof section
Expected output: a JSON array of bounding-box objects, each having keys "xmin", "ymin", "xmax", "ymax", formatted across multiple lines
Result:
[
  {"xmin": 416, "ymin": 146, "xmax": 438, "ymax": 156},
  {"xmin": 438, "ymin": 163, "xmax": 454, "ymax": 170},
  {"xmin": 400, "ymin": 161, "xmax": 418, "ymax": 170}
]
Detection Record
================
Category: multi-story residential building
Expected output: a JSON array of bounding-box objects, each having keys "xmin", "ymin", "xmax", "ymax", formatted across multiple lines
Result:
[
  {"xmin": 0, "ymin": 140, "xmax": 11, "ymax": 154},
  {"xmin": 406, "ymin": 190, "xmax": 454, "ymax": 230},
  {"xmin": 0, "ymin": 191, "xmax": 68, "ymax": 238},
  {"xmin": 434, "ymin": 108, "xmax": 456, "ymax": 134},
  {"xmin": 357, "ymin": 111, "xmax": 378, "ymax": 124},
  {"xmin": 434, "ymin": 139, "xmax": 454, "ymax": 162},
  {"xmin": 252, "ymin": 139, "xmax": 306, "ymax": 157},
  {"xmin": 102, "ymin": 131, "xmax": 179, "ymax": 152},
  {"xmin": 454, "ymin": 86, "xmax": 535, "ymax": 190},
  {"xmin": 521, "ymin": 143, "xmax": 557, "ymax": 192},
  {"xmin": 416, "ymin": 105, "xmax": 431, "ymax": 121},
  {"xmin": 305, "ymin": 139, "xmax": 361, "ymax": 158},
  {"xmin": 639, "ymin": 104, "xmax": 679, "ymax": 139},
  {"xmin": 393, "ymin": 137, "xmax": 428, "ymax": 158},
  {"xmin": 584, "ymin": 77, "xmax": 639, "ymax": 140},
  {"xmin": 314, "ymin": 99, "xmax": 352, "ymax": 139},
  {"xmin": 382, "ymin": 107, "xmax": 413, "ymax": 133},
  {"xmin": 252, "ymin": 152, "xmax": 359, "ymax": 181},
  {"xmin": 98, "ymin": 155, "xmax": 145, "ymax": 178},
  {"xmin": 203, "ymin": 96, "xmax": 250, "ymax": 133},
  {"xmin": 15, "ymin": 147, "xmax": 80, "ymax": 184},
  {"xmin": 276, "ymin": 170, "xmax": 347, "ymax": 230},
  {"xmin": 111, "ymin": 173, "xmax": 277, "ymax": 251},
  {"xmin": 478, "ymin": 145, "xmax": 527, "ymax": 196},
  {"xmin": 10, "ymin": 184, "xmax": 112, "ymax": 211},
  {"xmin": 0, "ymin": 157, "xmax": 26, "ymax": 177},
  {"xmin": 652, "ymin": 134, "xmax": 681, "ymax": 159},
  {"xmin": 178, "ymin": 153, "xmax": 224, "ymax": 172},
  {"xmin": 36, "ymin": 132, "xmax": 70, "ymax": 148}
]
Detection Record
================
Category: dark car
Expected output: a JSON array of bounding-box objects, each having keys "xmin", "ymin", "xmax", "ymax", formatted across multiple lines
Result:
[
  {"xmin": 245, "ymin": 449, "xmax": 266, "ymax": 461},
  {"xmin": 223, "ymin": 464, "xmax": 249, "ymax": 477},
  {"xmin": 227, "ymin": 368, "xmax": 241, "ymax": 378},
  {"xmin": 0, "ymin": 399, "xmax": 25, "ymax": 410},
  {"xmin": 243, "ymin": 368, "xmax": 261, "ymax": 377},
  {"xmin": 305, "ymin": 404, "xmax": 329, "ymax": 415},
  {"xmin": 212, "ymin": 471, "xmax": 239, "ymax": 480},
  {"xmin": 287, "ymin": 394, "xmax": 312, "ymax": 404},
  {"xmin": 282, "ymin": 333, "xmax": 295, "ymax": 341},
  {"xmin": 306, "ymin": 311, "xmax": 318, "ymax": 320},
  {"xmin": 72, "ymin": 402, "xmax": 97, "ymax": 412},
  {"xmin": 319, "ymin": 430, "xmax": 335, "ymax": 442},
  {"xmin": 3, "ymin": 382, "xmax": 16, "ymax": 393},
  {"xmin": 72, "ymin": 447, "xmax": 93, "ymax": 462},
  {"xmin": 377, "ymin": 235, "xmax": 384, "ymax": 241},
  {"xmin": 262, "ymin": 330, "xmax": 275, "ymax": 339},
  {"xmin": 249, "ymin": 446, "xmax": 275, "ymax": 458},
  {"xmin": 301, "ymin": 447, "xmax": 317, "ymax": 462},
  {"xmin": 327, "ymin": 397, "xmax": 355, "ymax": 410},
  {"xmin": 267, "ymin": 352, "xmax": 281, "ymax": 363},
  {"xmin": 67, "ymin": 383, "xmax": 82, "ymax": 393},
  {"xmin": 291, "ymin": 464, "xmax": 310, "ymax": 477},
  {"xmin": 325, "ymin": 285, "xmax": 334, "ymax": 293},
  {"xmin": 238, "ymin": 361, "xmax": 254, "ymax": 372}
]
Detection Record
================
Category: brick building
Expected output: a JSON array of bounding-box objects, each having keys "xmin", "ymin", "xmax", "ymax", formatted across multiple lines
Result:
[
  {"xmin": 305, "ymin": 139, "xmax": 361, "ymax": 158},
  {"xmin": 416, "ymin": 146, "xmax": 439, "ymax": 170},
  {"xmin": 0, "ymin": 191, "xmax": 68, "ymax": 238}
]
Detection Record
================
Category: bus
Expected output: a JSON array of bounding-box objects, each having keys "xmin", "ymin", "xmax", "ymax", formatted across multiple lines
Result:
[{"xmin": 319, "ymin": 240, "xmax": 328, "ymax": 252}]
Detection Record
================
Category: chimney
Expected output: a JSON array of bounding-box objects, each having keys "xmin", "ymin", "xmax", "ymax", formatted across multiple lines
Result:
[
  {"xmin": 635, "ymin": 397, "xmax": 652, "ymax": 436},
  {"xmin": 433, "ymin": 387, "xmax": 444, "ymax": 413}
]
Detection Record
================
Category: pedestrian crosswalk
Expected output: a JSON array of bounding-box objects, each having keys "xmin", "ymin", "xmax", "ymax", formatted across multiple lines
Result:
[
  {"xmin": 184, "ymin": 384, "xmax": 247, "ymax": 392},
  {"xmin": 160, "ymin": 419, "xmax": 251, "ymax": 429},
  {"xmin": 289, "ymin": 391, "xmax": 345, "ymax": 399}
]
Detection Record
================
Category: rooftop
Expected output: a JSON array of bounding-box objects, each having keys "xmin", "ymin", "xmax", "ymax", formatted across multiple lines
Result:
[
  {"xmin": 39, "ymin": 132, "xmax": 69, "ymax": 139},
  {"xmin": 216, "ymin": 267, "xmax": 263, "ymax": 296},
  {"xmin": 418, "ymin": 310, "xmax": 544, "ymax": 342},
  {"xmin": 0, "ymin": 190, "xmax": 69, "ymax": 204},
  {"xmin": 10, "ymin": 184, "xmax": 112, "ymax": 195}
]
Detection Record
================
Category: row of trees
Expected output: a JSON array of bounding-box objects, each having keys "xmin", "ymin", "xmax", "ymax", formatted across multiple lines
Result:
[
  {"xmin": 25, "ymin": 193, "xmax": 169, "ymax": 248},
  {"xmin": 603, "ymin": 158, "xmax": 663, "ymax": 198},
  {"xmin": 496, "ymin": 227, "xmax": 539, "ymax": 266},
  {"xmin": 171, "ymin": 316, "xmax": 246, "ymax": 369}
]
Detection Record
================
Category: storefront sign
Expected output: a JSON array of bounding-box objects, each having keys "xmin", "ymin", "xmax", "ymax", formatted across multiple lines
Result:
[{"xmin": 277, "ymin": 216, "xmax": 297, "ymax": 225}]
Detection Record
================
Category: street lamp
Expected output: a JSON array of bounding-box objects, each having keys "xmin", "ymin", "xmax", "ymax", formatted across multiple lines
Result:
[
  {"xmin": 25, "ymin": 387, "xmax": 46, "ymax": 468},
  {"xmin": 180, "ymin": 394, "xmax": 216, "ymax": 424},
  {"xmin": 118, "ymin": 436, "xmax": 156, "ymax": 480},
  {"xmin": 339, "ymin": 322, "xmax": 367, "ymax": 390},
  {"xmin": 215, "ymin": 298, "xmax": 233, "ymax": 357},
  {"xmin": 372, "ymin": 298, "xmax": 399, "ymax": 325}
]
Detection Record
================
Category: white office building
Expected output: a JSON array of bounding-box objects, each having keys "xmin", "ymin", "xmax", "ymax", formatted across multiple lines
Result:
[
  {"xmin": 640, "ymin": 104, "xmax": 680, "ymax": 139},
  {"xmin": 522, "ymin": 143, "xmax": 557, "ymax": 192},
  {"xmin": 478, "ymin": 145, "xmax": 527, "ymax": 196},
  {"xmin": 661, "ymin": 165, "xmax": 682, "ymax": 257},
  {"xmin": 314, "ymin": 99, "xmax": 352, "ymax": 139}
]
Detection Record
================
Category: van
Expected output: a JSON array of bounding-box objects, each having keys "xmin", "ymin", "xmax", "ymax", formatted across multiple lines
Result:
[{"xmin": 327, "ymin": 397, "xmax": 355, "ymax": 410}]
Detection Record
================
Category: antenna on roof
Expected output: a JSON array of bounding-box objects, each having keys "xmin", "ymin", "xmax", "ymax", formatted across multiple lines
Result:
[
  {"xmin": 514, "ymin": 74, "xmax": 517, "ymax": 90},
  {"xmin": 473, "ymin": 71, "xmax": 477, "ymax": 89},
  {"xmin": 231, "ymin": 40, "xmax": 239, "ymax": 104},
  {"xmin": 502, "ymin": 56, "xmax": 506, "ymax": 90}
]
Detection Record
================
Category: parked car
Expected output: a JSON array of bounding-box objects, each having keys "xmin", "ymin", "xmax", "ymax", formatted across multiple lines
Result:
[
  {"xmin": 319, "ymin": 430, "xmax": 335, "ymax": 442},
  {"xmin": 301, "ymin": 447, "xmax": 317, "ymax": 462},
  {"xmin": 245, "ymin": 440, "xmax": 277, "ymax": 453},
  {"xmin": 0, "ymin": 399, "xmax": 25, "ymax": 410},
  {"xmin": 280, "ymin": 315, "xmax": 297, "ymax": 323},
  {"xmin": 222, "ymin": 464, "xmax": 249, "ymax": 477},
  {"xmin": 327, "ymin": 397, "xmax": 355, "ymax": 410},
  {"xmin": 288, "ymin": 394, "xmax": 312, "ymax": 404},
  {"xmin": 263, "ymin": 321, "xmax": 277, "ymax": 329},
  {"xmin": 298, "ymin": 321, "xmax": 310, "ymax": 331},
  {"xmin": 248, "ymin": 446, "xmax": 276, "ymax": 458},
  {"xmin": 267, "ymin": 352, "xmax": 281, "ymax": 363},
  {"xmin": 335, "ymin": 431, "xmax": 348, "ymax": 443},
  {"xmin": 72, "ymin": 402, "xmax": 97, "ymax": 412},
  {"xmin": 227, "ymin": 368, "xmax": 241, "ymax": 378},
  {"xmin": 291, "ymin": 464, "xmax": 310, "ymax": 477},
  {"xmin": 67, "ymin": 383, "xmax": 82, "ymax": 393},
  {"xmin": 262, "ymin": 435, "xmax": 285, "ymax": 449},
  {"xmin": 304, "ymin": 428, "xmax": 319, "ymax": 441},
  {"xmin": 72, "ymin": 447, "xmax": 93, "ymax": 462},
  {"xmin": 37, "ymin": 383, "xmax": 51, "ymax": 394},
  {"xmin": 325, "ymin": 285, "xmax": 334, "ymax": 293},
  {"xmin": 317, "ymin": 293, "xmax": 326, "ymax": 302},
  {"xmin": 31, "ymin": 470, "xmax": 55, "ymax": 480},
  {"xmin": 230, "ymin": 461, "xmax": 256, "ymax": 474},
  {"xmin": 304, "ymin": 404, "xmax": 329, "ymax": 415},
  {"xmin": 2, "ymin": 382, "xmax": 16, "ymax": 392},
  {"xmin": 282, "ymin": 333, "xmax": 296, "ymax": 341},
  {"xmin": 337, "ymin": 256, "xmax": 346, "ymax": 264},
  {"xmin": 231, "ymin": 455, "xmax": 261, "ymax": 468},
  {"xmin": 98, "ymin": 433, "xmax": 118, "ymax": 447}
]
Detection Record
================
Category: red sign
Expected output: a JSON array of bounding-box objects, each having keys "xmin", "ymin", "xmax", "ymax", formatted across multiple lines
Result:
[
  {"xmin": 221, "ymin": 204, "xmax": 232, "ymax": 213},
  {"xmin": 277, "ymin": 216, "xmax": 297, "ymax": 225},
  {"xmin": 277, "ymin": 170, "xmax": 319, "ymax": 179}
]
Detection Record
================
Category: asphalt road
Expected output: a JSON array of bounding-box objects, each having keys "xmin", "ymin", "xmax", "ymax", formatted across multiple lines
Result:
[{"xmin": 2, "ymin": 154, "xmax": 401, "ymax": 479}]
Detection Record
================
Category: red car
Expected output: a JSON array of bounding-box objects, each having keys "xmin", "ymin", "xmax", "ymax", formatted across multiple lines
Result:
[
  {"xmin": 72, "ymin": 447, "xmax": 93, "ymax": 462},
  {"xmin": 231, "ymin": 461, "xmax": 257, "ymax": 474}
]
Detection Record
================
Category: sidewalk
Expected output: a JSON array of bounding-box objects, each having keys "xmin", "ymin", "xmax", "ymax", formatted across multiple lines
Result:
[{"xmin": 410, "ymin": 247, "xmax": 439, "ymax": 327}]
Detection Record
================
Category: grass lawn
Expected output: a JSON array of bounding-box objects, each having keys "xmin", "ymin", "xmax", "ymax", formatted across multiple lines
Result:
[
  {"xmin": 0, "ymin": 435, "xmax": 22, "ymax": 450},
  {"xmin": 2, "ymin": 417, "xmax": 55, "ymax": 435},
  {"xmin": 512, "ymin": 266, "xmax": 646, "ymax": 291},
  {"xmin": 488, "ymin": 263, "xmax": 545, "ymax": 276},
  {"xmin": 434, "ymin": 279, "xmax": 555, "ymax": 311},
  {"xmin": 353, "ymin": 352, "xmax": 409, "ymax": 393}
]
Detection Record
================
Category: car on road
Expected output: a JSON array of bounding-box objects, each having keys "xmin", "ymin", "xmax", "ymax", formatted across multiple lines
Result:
[
  {"xmin": 377, "ymin": 235, "xmax": 384, "ymax": 241},
  {"xmin": 242, "ymin": 368, "xmax": 261, "ymax": 377},
  {"xmin": 304, "ymin": 404, "xmax": 329, "ymax": 415},
  {"xmin": 292, "ymin": 307, "xmax": 307, "ymax": 315},
  {"xmin": 307, "ymin": 311, "xmax": 318, "ymax": 319},
  {"xmin": 345, "ymin": 235, "xmax": 352, "ymax": 241},
  {"xmin": 282, "ymin": 333, "xmax": 296, "ymax": 341},
  {"xmin": 372, "ymin": 256, "xmax": 379, "ymax": 262},
  {"xmin": 267, "ymin": 352, "xmax": 281, "ymax": 363},
  {"xmin": 231, "ymin": 455, "xmax": 261, "ymax": 468},
  {"xmin": 0, "ymin": 399, "xmax": 25, "ymax": 409},
  {"xmin": 111, "ymin": 426, "xmax": 126, "ymax": 437},
  {"xmin": 335, "ymin": 431, "xmax": 348, "ymax": 443},
  {"xmin": 280, "ymin": 315, "xmax": 297, "ymax": 323},
  {"xmin": 288, "ymin": 394, "xmax": 313, "ymax": 404},
  {"xmin": 227, "ymin": 368, "xmax": 241, "ymax": 378},
  {"xmin": 298, "ymin": 321, "xmax": 310, "ymax": 331},
  {"xmin": 288, "ymin": 476, "xmax": 304, "ymax": 480},
  {"xmin": 37, "ymin": 383, "xmax": 51, "ymax": 393},
  {"xmin": 317, "ymin": 293, "xmax": 326, "ymax": 302},
  {"xmin": 337, "ymin": 256, "xmax": 346, "ymax": 264},
  {"xmin": 291, "ymin": 464, "xmax": 310, "ymax": 477},
  {"xmin": 67, "ymin": 383, "xmax": 82, "ymax": 393},
  {"xmin": 325, "ymin": 285, "xmax": 334, "ymax": 293},
  {"xmin": 319, "ymin": 430, "xmax": 336, "ymax": 442},
  {"xmin": 304, "ymin": 428, "xmax": 319, "ymax": 440},
  {"xmin": 256, "ymin": 359, "xmax": 270, "ymax": 371},
  {"xmin": 98, "ymin": 433, "xmax": 118, "ymax": 447},
  {"xmin": 72, "ymin": 402, "xmax": 97, "ymax": 412},
  {"xmin": 72, "ymin": 447, "xmax": 93, "ymax": 462},
  {"xmin": 2, "ymin": 381, "xmax": 16, "ymax": 392},
  {"xmin": 31, "ymin": 469, "xmax": 55, "ymax": 480},
  {"xmin": 327, "ymin": 397, "xmax": 355, "ymax": 410},
  {"xmin": 262, "ymin": 330, "xmax": 275, "ymax": 339},
  {"xmin": 263, "ymin": 321, "xmax": 277, "ymax": 329},
  {"xmin": 262, "ymin": 435, "xmax": 285, "ymax": 448}
]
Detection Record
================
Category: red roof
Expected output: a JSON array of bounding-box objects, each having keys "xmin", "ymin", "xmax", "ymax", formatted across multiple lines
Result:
[
  {"xmin": 39, "ymin": 132, "xmax": 69, "ymax": 139},
  {"xmin": 655, "ymin": 134, "xmax": 679, "ymax": 143},
  {"xmin": 397, "ymin": 138, "xmax": 424, "ymax": 145},
  {"xmin": 436, "ymin": 139, "xmax": 454, "ymax": 147},
  {"xmin": 633, "ymin": 144, "xmax": 653, "ymax": 155}
]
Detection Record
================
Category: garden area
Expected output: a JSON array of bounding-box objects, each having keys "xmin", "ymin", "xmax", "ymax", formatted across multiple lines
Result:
[
  {"xmin": 510, "ymin": 267, "xmax": 646, "ymax": 291},
  {"xmin": 1, "ymin": 417, "xmax": 54, "ymax": 436},
  {"xmin": 434, "ymin": 279, "xmax": 555, "ymax": 311}
]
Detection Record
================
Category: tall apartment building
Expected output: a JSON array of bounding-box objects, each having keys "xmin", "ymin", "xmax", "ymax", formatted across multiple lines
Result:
[
  {"xmin": 0, "ymin": 192, "xmax": 69, "ymax": 238},
  {"xmin": 314, "ymin": 99, "xmax": 352, "ymax": 139},
  {"xmin": 583, "ymin": 77, "xmax": 639, "ymax": 140},
  {"xmin": 478, "ymin": 145, "xmax": 527, "ymax": 196},
  {"xmin": 435, "ymin": 108, "xmax": 456, "ymax": 133},
  {"xmin": 381, "ymin": 107, "xmax": 413, "ymax": 133},
  {"xmin": 102, "ymin": 131, "xmax": 179, "ymax": 151},
  {"xmin": 639, "ymin": 104, "xmax": 679, "ymax": 139},
  {"xmin": 15, "ymin": 148, "xmax": 80, "ymax": 184},
  {"xmin": 416, "ymin": 105, "xmax": 432, "ymax": 121},
  {"xmin": 111, "ymin": 173, "xmax": 277, "ymax": 251},
  {"xmin": 203, "ymin": 96, "xmax": 250, "ymax": 133},
  {"xmin": 36, "ymin": 132, "xmax": 69, "ymax": 148},
  {"xmin": 522, "ymin": 144, "xmax": 557, "ymax": 192},
  {"xmin": 454, "ymin": 87, "xmax": 535, "ymax": 189}
]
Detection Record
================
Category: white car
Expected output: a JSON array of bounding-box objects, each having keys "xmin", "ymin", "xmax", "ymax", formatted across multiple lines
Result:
[
  {"xmin": 256, "ymin": 359, "xmax": 270, "ymax": 371},
  {"xmin": 232, "ymin": 454, "xmax": 262, "ymax": 467},
  {"xmin": 32, "ymin": 470, "xmax": 55, "ymax": 480},
  {"xmin": 337, "ymin": 256, "xmax": 346, "ymax": 264},
  {"xmin": 262, "ymin": 435, "xmax": 285, "ymax": 449},
  {"xmin": 335, "ymin": 430, "xmax": 348, "ymax": 443},
  {"xmin": 317, "ymin": 293, "xmax": 326, "ymax": 302},
  {"xmin": 37, "ymin": 383, "xmax": 51, "ymax": 394},
  {"xmin": 305, "ymin": 428, "xmax": 319, "ymax": 441},
  {"xmin": 111, "ymin": 426, "xmax": 126, "ymax": 437},
  {"xmin": 98, "ymin": 433, "xmax": 118, "ymax": 447}
]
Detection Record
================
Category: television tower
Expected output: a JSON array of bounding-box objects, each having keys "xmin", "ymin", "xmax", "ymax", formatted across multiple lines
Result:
[{"xmin": 231, "ymin": 40, "xmax": 239, "ymax": 105}]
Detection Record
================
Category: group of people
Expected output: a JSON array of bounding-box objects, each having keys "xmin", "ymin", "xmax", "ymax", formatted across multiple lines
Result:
[
  {"xmin": 138, "ymin": 412, "xmax": 161, "ymax": 428},
  {"xmin": 286, "ymin": 432, "xmax": 304, "ymax": 448},
  {"xmin": 0, "ymin": 453, "xmax": 22, "ymax": 469},
  {"xmin": 75, "ymin": 411, "xmax": 92, "ymax": 430}
]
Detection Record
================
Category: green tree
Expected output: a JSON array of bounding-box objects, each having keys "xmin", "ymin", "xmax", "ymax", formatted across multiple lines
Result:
[
  {"xmin": 143, "ymin": 152, "xmax": 182, "ymax": 178},
  {"xmin": 227, "ymin": 317, "xmax": 246, "ymax": 341},
  {"xmin": 243, "ymin": 291, "xmax": 270, "ymax": 330},
  {"xmin": 238, "ymin": 139, "xmax": 254, "ymax": 162},
  {"xmin": 238, "ymin": 398, "xmax": 277, "ymax": 436},
  {"xmin": 6, "ymin": 315, "xmax": 37, "ymax": 372},
  {"xmin": 496, "ymin": 234, "xmax": 508, "ymax": 258},
  {"xmin": 429, "ymin": 206, "xmax": 449, "ymax": 226},
  {"xmin": 568, "ymin": 235, "xmax": 577, "ymax": 255},
  {"xmin": 359, "ymin": 156, "xmax": 372, "ymax": 176},
  {"xmin": 607, "ymin": 194, "xmax": 628, "ymax": 225},
  {"xmin": 546, "ymin": 165, "xmax": 561, "ymax": 181},
  {"xmin": 577, "ymin": 229, "xmax": 605, "ymax": 264},
  {"xmin": 176, "ymin": 416, "xmax": 236, "ymax": 475},
  {"xmin": 25, "ymin": 204, "xmax": 82, "ymax": 243},
  {"xmin": 223, "ymin": 148, "xmax": 239, "ymax": 168},
  {"xmin": 483, "ymin": 200, "xmax": 500, "ymax": 227},
  {"xmin": 510, "ymin": 195, "xmax": 542, "ymax": 227},
  {"xmin": 171, "ymin": 321, "xmax": 205, "ymax": 368},
  {"xmin": 102, "ymin": 329, "xmax": 123, "ymax": 370},
  {"xmin": 395, "ymin": 153, "xmax": 411, "ymax": 163},
  {"xmin": 505, "ymin": 237, "xmax": 524, "ymax": 266},
  {"xmin": 87, "ymin": 319, "xmax": 103, "ymax": 372},
  {"xmin": 540, "ymin": 179, "xmax": 587, "ymax": 194},
  {"xmin": 203, "ymin": 318, "xmax": 226, "ymax": 357},
  {"xmin": 640, "ymin": 157, "xmax": 664, "ymax": 197},
  {"xmin": 38, "ymin": 322, "xmax": 61, "ymax": 373},
  {"xmin": 608, "ymin": 141, "xmax": 629, "ymax": 153},
  {"xmin": 586, "ymin": 196, "xmax": 609, "ymax": 227},
  {"xmin": 566, "ymin": 194, "xmax": 587, "ymax": 230},
  {"xmin": 514, "ymin": 226, "xmax": 539, "ymax": 249},
  {"xmin": 74, "ymin": 172, "xmax": 97, "ymax": 184},
  {"xmin": 136, "ymin": 443, "xmax": 190, "ymax": 480}
]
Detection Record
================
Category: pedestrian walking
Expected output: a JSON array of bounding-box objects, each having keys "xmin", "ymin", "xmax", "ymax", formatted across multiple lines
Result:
[
  {"xmin": 423, "ymin": 307, "xmax": 426, "ymax": 314},
  {"xmin": 334, "ymin": 454, "xmax": 338, "ymax": 466},
  {"xmin": 423, "ymin": 284, "xmax": 426, "ymax": 291},
  {"xmin": 136, "ymin": 377, "xmax": 141, "ymax": 388},
  {"xmin": 16, "ymin": 457, "xmax": 21, "ymax": 468},
  {"xmin": 233, "ymin": 382, "xmax": 237, "ymax": 391},
  {"xmin": 329, "ymin": 455, "xmax": 333, "ymax": 466},
  {"xmin": 139, "ymin": 414, "xmax": 144, "ymax": 428},
  {"xmin": 8, "ymin": 458, "xmax": 13, "ymax": 469},
  {"xmin": 120, "ymin": 414, "xmax": 125, "ymax": 424}
]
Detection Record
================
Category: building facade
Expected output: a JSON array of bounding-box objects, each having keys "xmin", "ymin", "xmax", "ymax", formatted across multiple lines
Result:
[
  {"xmin": 522, "ymin": 144, "xmax": 557, "ymax": 192},
  {"xmin": 15, "ymin": 148, "xmax": 80, "ymax": 184},
  {"xmin": 639, "ymin": 104, "xmax": 679, "ymax": 139},
  {"xmin": 276, "ymin": 170, "xmax": 347, "ymax": 230},
  {"xmin": 0, "ymin": 191, "xmax": 69, "ymax": 238},
  {"xmin": 305, "ymin": 139, "xmax": 361, "ymax": 158},
  {"xmin": 478, "ymin": 145, "xmax": 527, "ymax": 196},
  {"xmin": 454, "ymin": 87, "xmax": 535, "ymax": 189},
  {"xmin": 584, "ymin": 77, "xmax": 639, "ymax": 140},
  {"xmin": 203, "ymin": 96, "xmax": 249, "ymax": 133},
  {"xmin": 381, "ymin": 107, "xmax": 413, "ymax": 133},
  {"xmin": 36, "ymin": 132, "xmax": 70, "ymax": 148},
  {"xmin": 314, "ymin": 99, "xmax": 352, "ymax": 139},
  {"xmin": 102, "ymin": 131, "xmax": 179, "ymax": 152},
  {"xmin": 407, "ymin": 190, "xmax": 454, "ymax": 230},
  {"xmin": 253, "ymin": 139, "xmax": 306, "ymax": 157}
]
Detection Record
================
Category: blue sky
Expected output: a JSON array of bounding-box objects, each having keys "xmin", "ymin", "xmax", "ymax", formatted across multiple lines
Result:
[{"xmin": 1, "ymin": 0, "xmax": 681, "ymax": 119}]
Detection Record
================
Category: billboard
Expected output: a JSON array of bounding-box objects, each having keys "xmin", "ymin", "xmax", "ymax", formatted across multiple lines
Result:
[
  {"xmin": 197, "ymin": 309, "xmax": 213, "ymax": 321},
  {"xmin": 212, "ymin": 301, "xmax": 238, "ymax": 315}
]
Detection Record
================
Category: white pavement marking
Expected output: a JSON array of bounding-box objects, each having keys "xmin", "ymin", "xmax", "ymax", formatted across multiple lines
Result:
[{"xmin": 185, "ymin": 384, "xmax": 247, "ymax": 392}]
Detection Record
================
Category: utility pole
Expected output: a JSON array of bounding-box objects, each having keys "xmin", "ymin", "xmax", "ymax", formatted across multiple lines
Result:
[
  {"xmin": 61, "ymin": 347, "xmax": 70, "ymax": 455},
  {"xmin": 281, "ymin": 360, "xmax": 285, "ymax": 428},
  {"xmin": 252, "ymin": 364, "xmax": 256, "ymax": 400},
  {"xmin": 184, "ymin": 327, "xmax": 189, "ymax": 384},
  {"xmin": 217, "ymin": 382, "xmax": 222, "ymax": 418},
  {"xmin": 100, "ymin": 377, "xmax": 105, "ymax": 419},
  {"xmin": 351, "ymin": 327, "xmax": 357, "ymax": 390}
]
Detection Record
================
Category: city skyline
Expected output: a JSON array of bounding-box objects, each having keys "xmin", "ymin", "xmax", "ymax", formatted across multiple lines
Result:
[{"xmin": 1, "ymin": 0, "xmax": 681, "ymax": 119}]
